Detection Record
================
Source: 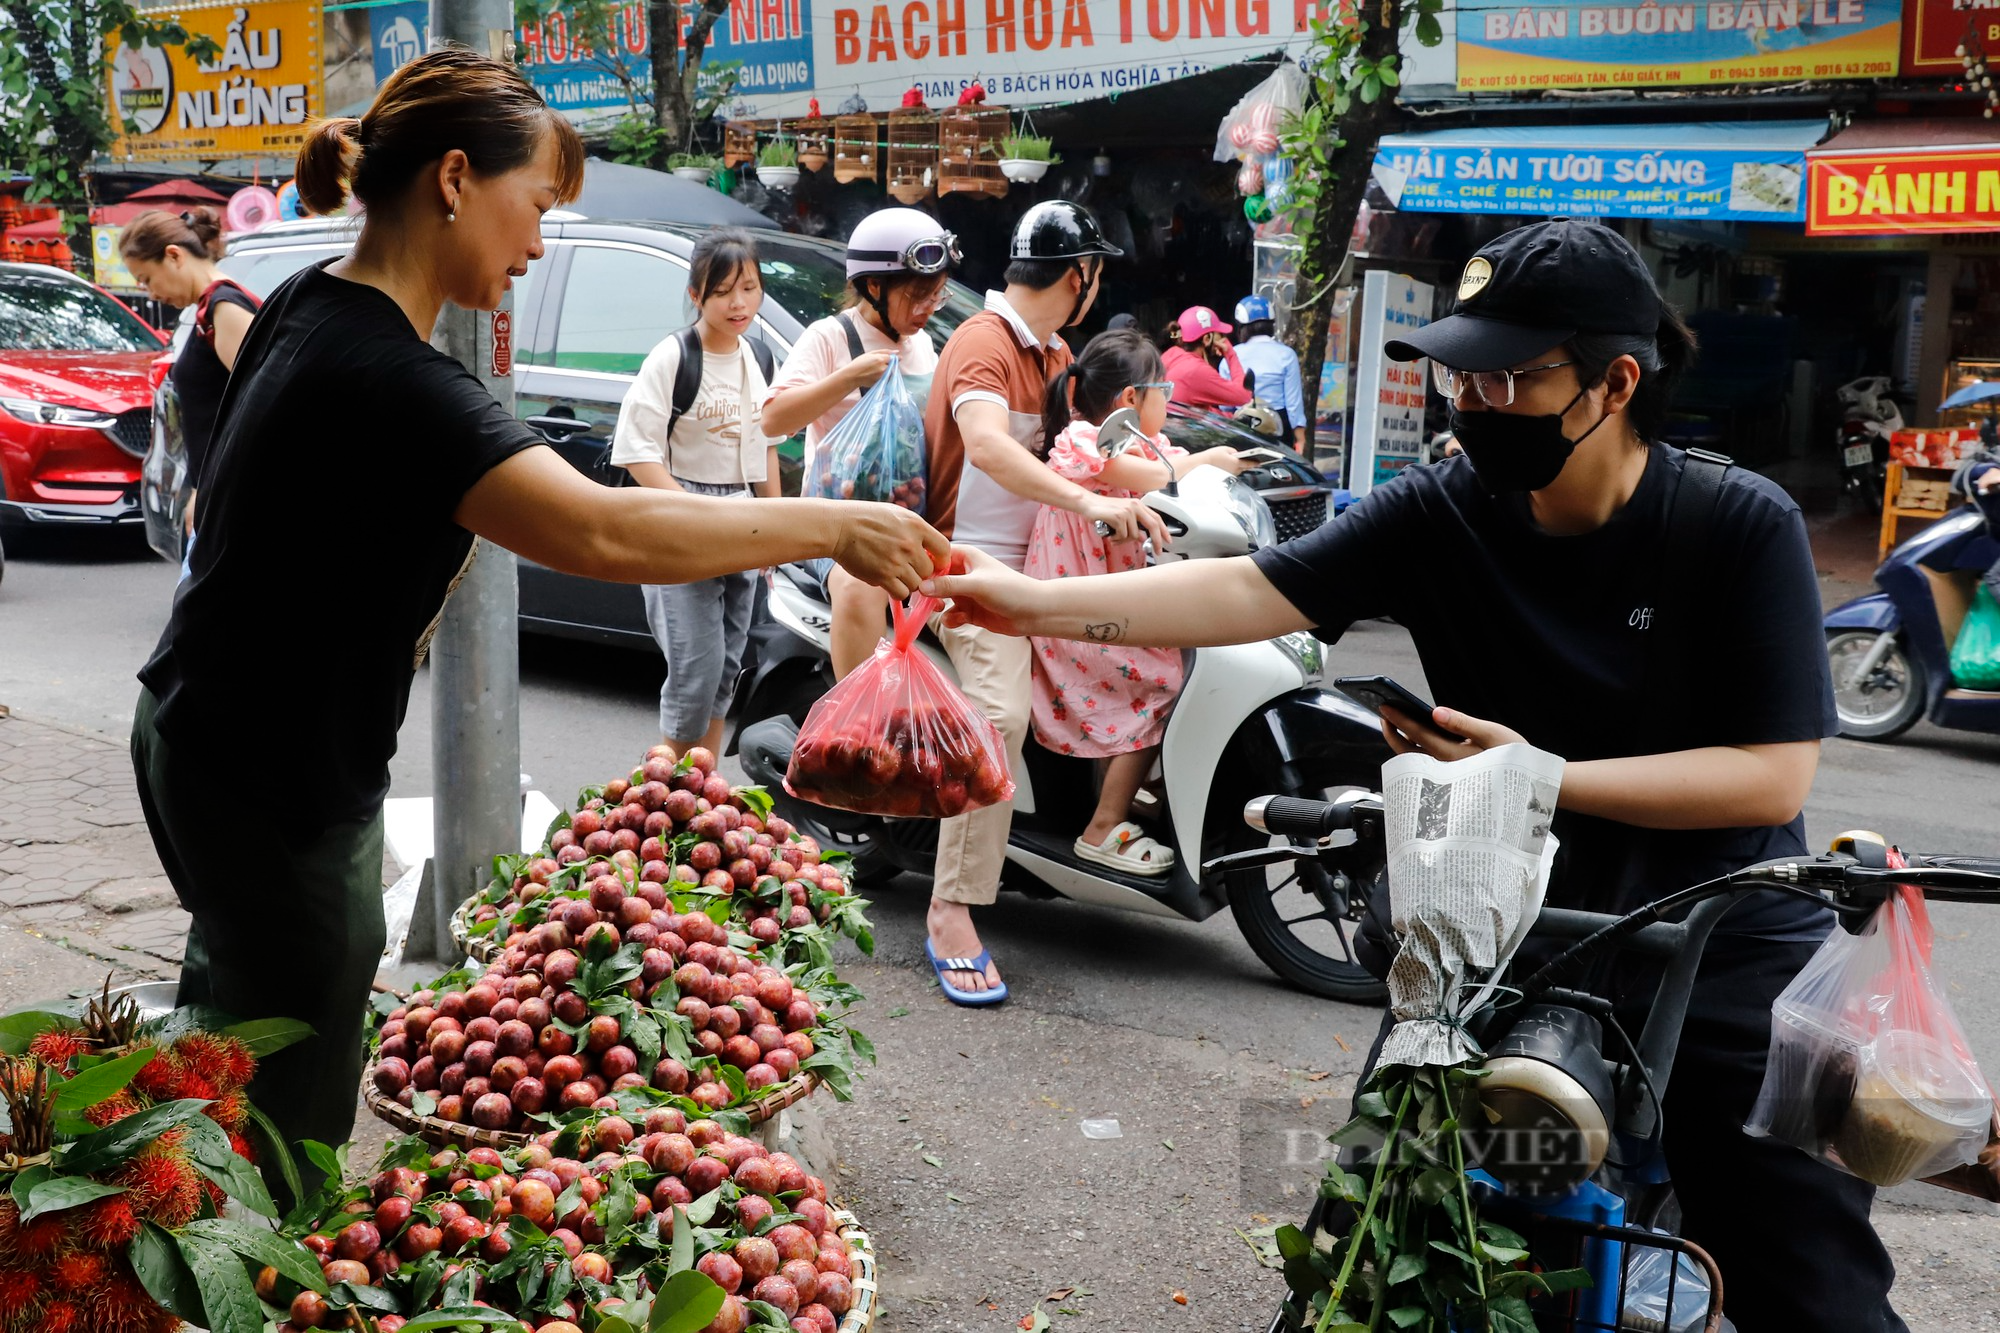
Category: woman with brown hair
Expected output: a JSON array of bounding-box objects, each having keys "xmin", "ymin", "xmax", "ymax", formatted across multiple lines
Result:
[
  {"xmin": 119, "ymin": 207, "xmax": 260, "ymax": 543},
  {"xmin": 129, "ymin": 46, "xmax": 944, "ymax": 1165}
]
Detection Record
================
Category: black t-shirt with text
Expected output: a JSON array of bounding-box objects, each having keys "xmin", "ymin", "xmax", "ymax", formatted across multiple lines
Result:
[
  {"xmin": 140, "ymin": 262, "xmax": 539, "ymax": 830},
  {"xmin": 1252, "ymin": 447, "xmax": 1837, "ymax": 939}
]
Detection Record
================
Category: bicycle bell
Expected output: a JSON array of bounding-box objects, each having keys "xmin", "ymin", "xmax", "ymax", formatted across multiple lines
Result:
[{"xmin": 1469, "ymin": 1004, "xmax": 1616, "ymax": 1196}]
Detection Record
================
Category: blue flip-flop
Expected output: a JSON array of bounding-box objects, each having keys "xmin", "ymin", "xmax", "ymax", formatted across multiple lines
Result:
[{"xmin": 924, "ymin": 938, "xmax": 1010, "ymax": 1007}]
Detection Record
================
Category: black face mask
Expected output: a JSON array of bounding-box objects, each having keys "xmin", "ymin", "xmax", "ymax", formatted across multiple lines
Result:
[{"xmin": 1450, "ymin": 386, "xmax": 1607, "ymax": 494}]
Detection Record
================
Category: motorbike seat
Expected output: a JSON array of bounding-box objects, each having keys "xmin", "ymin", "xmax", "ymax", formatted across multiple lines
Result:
[{"xmin": 786, "ymin": 557, "xmax": 835, "ymax": 603}]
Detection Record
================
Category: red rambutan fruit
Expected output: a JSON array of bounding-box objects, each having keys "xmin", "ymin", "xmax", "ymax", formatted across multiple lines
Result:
[
  {"xmin": 227, "ymin": 1131, "xmax": 257, "ymax": 1165},
  {"xmin": 0, "ymin": 1269, "xmax": 43, "ymax": 1324},
  {"xmin": 48, "ymin": 1253, "xmax": 105, "ymax": 1296},
  {"xmin": 13, "ymin": 1213, "xmax": 69, "ymax": 1262},
  {"xmin": 114, "ymin": 1147, "xmax": 201, "ymax": 1229},
  {"xmin": 85, "ymin": 1092, "xmax": 143, "ymax": 1129},
  {"xmin": 167, "ymin": 1068, "xmax": 217, "ymax": 1104},
  {"xmin": 204, "ymin": 1091, "xmax": 249, "ymax": 1133},
  {"xmin": 0, "ymin": 1197, "xmax": 19, "ymax": 1250},
  {"xmin": 85, "ymin": 1271, "xmax": 159, "ymax": 1333},
  {"xmin": 25, "ymin": 1028, "xmax": 91, "ymax": 1073},
  {"xmin": 41, "ymin": 1296, "xmax": 83, "ymax": 1333},
  {"xmin": 170, "ymin": 1034, "xmax": 255, "ymax": 1092},
  {"xmin": 128, "ymin": 1047, "xmax": 178, "ymax": 1103},
  {"xmin": 75, "ymin": 1197, "xmax": 140, "ymax": 1249}
]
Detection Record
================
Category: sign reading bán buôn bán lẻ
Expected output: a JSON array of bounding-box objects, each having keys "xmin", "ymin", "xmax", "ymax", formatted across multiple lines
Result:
[
  {"xmin": 1456, "ymin": 0, "xmax": 1901, "ymax": 92},
  {"xmin": 109, "ymin": 0, "xmax": 321, "ymax": 163},
  {"xmin": 1808, "ymin": 150, "xmax": 2000, "ymax": 235}
]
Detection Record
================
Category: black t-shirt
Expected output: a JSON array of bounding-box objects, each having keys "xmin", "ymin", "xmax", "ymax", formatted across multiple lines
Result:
[
  {"xmin": 140, "ymin": 262, "xmax": 539, "ymax": 830},
  {"xmin": 1252, "ymin": 447, "xmax": 1837, "ymax": 940},
  {"xmin": 171, "ymin": 280, "xmax": 261, "ymax": 491}
]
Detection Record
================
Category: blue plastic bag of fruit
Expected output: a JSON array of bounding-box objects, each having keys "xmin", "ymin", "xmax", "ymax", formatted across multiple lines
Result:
[{"xmin": 801, "ymin": 354, "xmax": 928, "ymax": 513}]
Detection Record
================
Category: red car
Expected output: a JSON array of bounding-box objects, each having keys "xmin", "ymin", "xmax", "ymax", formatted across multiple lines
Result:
[{"xmin": 0, "ymin": 262, "xmax": 167, "ymax": 531}]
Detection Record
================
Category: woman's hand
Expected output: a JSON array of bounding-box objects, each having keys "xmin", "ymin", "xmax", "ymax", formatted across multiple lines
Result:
[
  {"xmin": 1379, "ymin": 705, "xmax": 1526, "ymax": 762},
  {"xmin": 1079, "ymin": 492, "xmax": 1172, "ymax": 548},
  {"xmin": 1977, "ymin": 468, "xmax": 2000, "ymax": 494},
  {"xmin": 846, "ymin": 349, "xmax": 896, "ymax": 392},
  {"xmin": 1192, "ymin": 446, "xmax": 1254, "ymax": 476},
  {"xmin": 923, "ymin": 546, "xmax": 1038, "ymax": 636},
  {"xmin": 831, "ymin": 502, "xmax": 950, "ymax": 599}
]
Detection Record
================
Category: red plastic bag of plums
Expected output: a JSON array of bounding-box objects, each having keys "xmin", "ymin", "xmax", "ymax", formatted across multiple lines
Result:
[{"xmin": 785, "ymin": 592, "xmax": 1014, "ymax": 818}]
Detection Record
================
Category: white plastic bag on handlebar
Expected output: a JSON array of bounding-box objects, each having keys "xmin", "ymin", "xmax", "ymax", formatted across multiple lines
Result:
[
  {"xmin": 1375, "ymin": 743, "xmax": 1565, "ymax": 1069},
  {"xmin": 1745, "ymin": 883, "xmax": 1994, "ymax": 1186}
]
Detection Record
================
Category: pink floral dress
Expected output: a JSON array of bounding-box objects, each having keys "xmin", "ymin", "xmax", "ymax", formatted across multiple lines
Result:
[{"xmin": 1026, "ymin": 419, "xmax": 1187, "ymax": 758}]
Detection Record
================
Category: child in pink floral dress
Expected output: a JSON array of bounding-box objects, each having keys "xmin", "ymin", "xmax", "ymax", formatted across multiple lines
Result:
[{"xmin": 1025, "ymin": 329, "xmax": 1250, "ymax": 876}]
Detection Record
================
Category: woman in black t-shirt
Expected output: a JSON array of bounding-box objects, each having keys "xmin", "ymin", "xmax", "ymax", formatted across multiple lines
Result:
[
  {"xmin": 120, "ymin": 207, "xmax": 259, "ymax": 543},
  {"xmin": 930, "ymin": 221, "xmax": 1907, "ymax": 1331},
  {"xmin": 130, "ymin": 48, "xmax": 945, "ymax": 1173}
]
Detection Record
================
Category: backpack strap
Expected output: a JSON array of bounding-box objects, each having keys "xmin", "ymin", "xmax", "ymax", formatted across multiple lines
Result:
[
  {"xmin": 839, "ymin": 311, "xmax": 866, "ymax": 361},
  {"xmin": 665, "ymin": 326, "xmax": 704, "ymax": 442},
  {"xmin": 1646, "ymin": 447, "xmax": 1733, "ymax": 742},
  {"xmin": 193, "ymin": 278, "xmax": 260, "ymax": 346}
]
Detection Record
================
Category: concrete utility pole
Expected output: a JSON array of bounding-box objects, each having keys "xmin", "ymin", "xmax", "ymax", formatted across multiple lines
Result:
[{"xmin": 420, "ymin": 0, "xmax": 522, "ymax": 962}]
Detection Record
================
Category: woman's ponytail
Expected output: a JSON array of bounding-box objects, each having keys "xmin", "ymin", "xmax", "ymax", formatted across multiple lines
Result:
[
  {"xmin": 295, "ymin": 116, "xmax": 362, "ymax": 215},
  {"xmin": 1041, "ymin": 364, "xmax": 1078, "ymax": 459}
]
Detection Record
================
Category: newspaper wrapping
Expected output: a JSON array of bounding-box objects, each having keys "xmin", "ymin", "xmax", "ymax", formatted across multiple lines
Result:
[{"xmin": 1377, "ymin": 743, "xmax": 1566, "ymax": 1069}]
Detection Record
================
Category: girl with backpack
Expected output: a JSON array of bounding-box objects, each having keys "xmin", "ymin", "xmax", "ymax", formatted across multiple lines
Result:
[{"xmin": 612, "ymin": 227, "xmax": 781, "ymax": 755}]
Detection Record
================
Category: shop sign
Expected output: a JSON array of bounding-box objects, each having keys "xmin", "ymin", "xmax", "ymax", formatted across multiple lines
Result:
[
  {"xmin": 369, "ymin": 1, "xmax": 426, "ymax": 84},
  {"xmin": 1457, "ymin": 0, "xmax": 1901, "ymax": 92},
  {"xmin": 109, "ymin": 1, "xmax": 321, "ymax": 162},
  {"xmin": 1807, "ymin": 148, "xmax": 2000, "ymax": 235},
  {"xmin": 1902, "ymin": 0, "xmax": 2000, "ymax": 76},
  {"xmin": 1347, "ymin": 270, "xmax": 1432, "ymax": 496},
  {"xmin": 1312, "ymin": 288, "xmax": 1352, "ymax": 481},
  {"xmin": 92, "ymin": 227, "xmax": 138, "ymax": 292},
  {"xmin": 1376, "ymin": 137, "xmax": 1810, "ymax": 222}
]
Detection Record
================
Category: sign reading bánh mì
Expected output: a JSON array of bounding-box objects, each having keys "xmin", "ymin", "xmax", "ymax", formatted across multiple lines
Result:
[
  {"xmin": 1808, "ymin": 147, "xmax": 2000, "ymax": 235},
  {"xmin": 109, "ymin": 1, "xmax": 321, "ymax": 163}
]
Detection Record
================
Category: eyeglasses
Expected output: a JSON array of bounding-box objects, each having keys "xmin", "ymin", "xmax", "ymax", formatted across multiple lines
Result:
[
  {"xmin": 1134, "ymin": 380, "xmax": 1174, "ymax": 396},
  {"xmin": 1431, "ymin": 360, "xmax": 1575, "ymax": 408}
]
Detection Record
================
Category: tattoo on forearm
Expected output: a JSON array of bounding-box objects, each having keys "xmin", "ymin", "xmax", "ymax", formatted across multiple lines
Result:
[{"xmin": 1082, "ymin": 620, "xmax": 1126, "ymax": 643}]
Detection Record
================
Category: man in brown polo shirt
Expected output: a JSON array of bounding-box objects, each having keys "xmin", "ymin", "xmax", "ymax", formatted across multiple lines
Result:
[{"xmin": 919, "ymin": 201, "xmax": 1168, "ymax": 1004}]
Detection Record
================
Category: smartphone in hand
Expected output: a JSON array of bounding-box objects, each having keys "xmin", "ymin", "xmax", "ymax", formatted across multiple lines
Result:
[{"xmin": 1334, "ymin": 675, "xmax": 1466, "ymax": 741}]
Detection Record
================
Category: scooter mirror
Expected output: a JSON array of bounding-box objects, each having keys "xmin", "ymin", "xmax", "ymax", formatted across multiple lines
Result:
[{"xmin": 1095, "ymin": 406, "xmax": 1178, "ymax": 497}]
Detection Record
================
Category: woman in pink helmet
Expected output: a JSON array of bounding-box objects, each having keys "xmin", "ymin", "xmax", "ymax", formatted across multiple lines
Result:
[{"xmin": 765, "ymin": 207, "xmax": 956, "ymax": 675}]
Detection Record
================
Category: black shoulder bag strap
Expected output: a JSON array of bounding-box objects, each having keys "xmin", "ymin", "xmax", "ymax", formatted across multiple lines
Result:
[
  {"xmin": 839, "ymin": 311, "xmax": 866, "ymax": 360},
  {"xmin": 1646, "ymin": 447, "xmax": 1733, "ymax": 721}
]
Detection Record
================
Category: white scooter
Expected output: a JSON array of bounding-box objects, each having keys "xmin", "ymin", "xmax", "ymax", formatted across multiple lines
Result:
[{"xmin": 730, "ymin": 411, "xmax": 1394, "ymax": 1001}]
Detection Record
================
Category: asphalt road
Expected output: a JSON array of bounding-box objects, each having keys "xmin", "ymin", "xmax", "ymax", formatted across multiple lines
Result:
[{"xmin": 3, "ymin": 525, "xmax": 1996, "ymax": 1330}]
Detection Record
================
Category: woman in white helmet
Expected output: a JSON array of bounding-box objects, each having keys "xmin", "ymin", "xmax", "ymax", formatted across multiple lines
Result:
[{"xmin": 764, "ymin": 207, "xmax": 956, "ymax": 675}]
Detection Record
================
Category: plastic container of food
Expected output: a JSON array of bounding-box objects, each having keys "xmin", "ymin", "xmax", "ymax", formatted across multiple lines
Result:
[
  {"xmin": 1832, "ymin": 1029, "xmax": 1993, "ymax": 1187},
  {"xmin": 1755, "ymin": 1001, "xmax": 1861, "ymax": 1154}
]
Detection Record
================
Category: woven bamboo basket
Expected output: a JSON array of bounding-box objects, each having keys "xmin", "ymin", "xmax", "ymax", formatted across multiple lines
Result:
[
  {"xmin": 449, "ymin": 896, "xmax": 503, "ymax": 965},
  {"xmin": 362, "ymin": 1056, "xmax": 823, "ymax": 1149},
  {"xmin": 832, "ymin": 1207, "xmax": 880, "ymax": 1332}
]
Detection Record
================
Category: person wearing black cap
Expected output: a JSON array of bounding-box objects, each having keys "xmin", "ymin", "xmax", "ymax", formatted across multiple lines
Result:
[{"xmin": 928, "ymin": 218, "xmax": 1905, "ymax": 1329}]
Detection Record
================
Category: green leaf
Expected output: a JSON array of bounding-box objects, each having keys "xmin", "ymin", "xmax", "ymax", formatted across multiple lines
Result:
[
  {"xmin": 1386, "ymin": 1307, "xmax": 1427, "ymax": 1329},
  {"xmin": 328, "ymin": 1279, "xmax": 401, "ymax": 1312},
  {"xmin": 175, "ymin": 1231, "xmax": 265, "ymax": 1333},
  {"xmin": 1274, "ymin": 1223, "xmax": 1312, "ymax": 1262},
  {"xmin": 6, "ymin": 1163, "xmax": 52, "ymax": 1206},
  {"xmin": 1476, "ymin": 1240, "xmax": 1529, "ymax": 1264},
  {"xmin": 50, "ymin": 1047, "xmax": 157, "ymax": 1114},
  {"xmin": 668, "ymin": 1204, "xmax": 694, "ymax": 1275},
  {"xmin": 19, "ymin": 1176, "xmax": 125, "ymax": 1223},
  {"xmin": 1428, "ymin": 1239, "xmax": 1477, "ymax": 1267},
  {"xmin": 244, "ymin": 1101, "xmax": 305, "ymax": 1217},
  {"xmin": 1412, "ymin": 1166, "xmax": 1456, "ymax": 1205},
  {"xmin": 130, "ymin": 1222, "xmax": 205, "ymax": 1323},
  {"xmin": 61, "ymin": 1098, "xmax": 213, "ymax": 1174},
  {"xmin": 682, "ymin": 1187, "xmax": 724, "ymax": 1227},
  {"xmin": 180, "ymin": 1217, "xmax": 326, "ymax": 1293},
  {"xmin": 398, "ymin": 1312, "xmax": 531, "ymax": 1331},
  {"xmin": 220, "ymin": 1017, "xmax": 315, "ymax": 1059},
  {"xmin": 1386, "ymin": 1253, "xmax": 1428, "ymax": 1286},
  {"xmin": 648, "ymin": 1269, "xmax": 726, "ymax": 1333},
  {"xmin": 0, "ymin": 1010, "xmax": 68, "ymax": 1054},
  {"xmin": 1353, "ymin": 1091, "xmax": 1392, "ymax": 1119},
  {"xmin": 184, "ymin": 1115, "xmax": 277, "ymax": 1216}
]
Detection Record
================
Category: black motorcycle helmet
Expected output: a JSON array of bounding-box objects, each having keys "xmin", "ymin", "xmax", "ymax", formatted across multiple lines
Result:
[{"xmin": 1009, "ymin": 201, "xmax": 1122, "ymax": 327}]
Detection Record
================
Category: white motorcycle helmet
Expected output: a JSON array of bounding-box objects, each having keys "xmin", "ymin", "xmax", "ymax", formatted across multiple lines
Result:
[{"xmin": 845, "ymin": 208, "xmax": 959, "ymax": 338}]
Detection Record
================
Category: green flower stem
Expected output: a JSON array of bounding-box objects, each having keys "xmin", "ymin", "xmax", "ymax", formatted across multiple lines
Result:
[
  {"xmin": 1317, "ymin": 1075, "xmax": 1414, "ymax": 1333},
  {"xmin": 1444, "ymin": 1072, "xmax": 1489, "ymax": 1312}
]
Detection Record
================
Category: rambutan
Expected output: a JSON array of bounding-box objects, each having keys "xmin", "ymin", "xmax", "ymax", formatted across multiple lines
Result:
[
  {"xmin": 13, "ymin": 1213, "xmax": 69, "ymax": 1262},
  {"xmin": 41, "ymin": 1296, "xmax": 82, "ymax": 1333},
  {"xmin": 0, "ymin": 1268, "xmax": 43, "ymax": 1324},
  {"xmin": 87, "ymin": 1273, "xmax": 165, "ymax": 1333},
  {"xmin": 75, "ymin": 1197, "xmax": 140, "ymax": 1249},
  {"xmin": 227, "ymin": 1130, "xmax": 257, "ymax": 1164},
  {"xmin": 203, "ymin": 1090, "xmax": 248, "ymax": 1133},
  {"xmin": 85, "ymin": 1092, "xmax": 143, "ymax": 1129},
  {"xmin": 0, "ymin": 1197, "xmax": 19, "ymax": 1251},
  {"xmin": 128, "ymin": 1047, "xmax": 179, "ymax": 1103},
  {"xmin": 48, "ymin": 1253, "xmax": 105, "ymax": 1296},
  {"xmin": 200, "ymin": 1180, "xmax": 228, "ymax": 1212},
  {"xmin": 114, "ymin": 1147, "xmax": 201, "ymax": 1229},
  {"xmin": 171, "ymin": 1034, "xmax": 255, "ymax": 1091},
  {"xmin": 168, "ymin": 1069, "xmax": 218, "ymax": 1104},
  {"xmin": 25, "ymin": 1028, "xmax": 91, "ymax": 1074}
]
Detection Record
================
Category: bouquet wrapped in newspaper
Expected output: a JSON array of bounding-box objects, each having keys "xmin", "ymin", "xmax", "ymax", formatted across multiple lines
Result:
[{"xmin": 1378, "ymin": 742, "xmax": 1565, "ymax": 1069}]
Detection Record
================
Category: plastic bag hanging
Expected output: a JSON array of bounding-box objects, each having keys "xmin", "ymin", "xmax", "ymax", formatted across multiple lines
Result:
[
  {"xmin": 1949, "ymin": 583, "xmax": 2000, "ymax": 689},
  {"xmin": 1746, "ymin": 877, "xmax": 1995, "ymax": 1187},
  {"xmin": 785, "ymin": 593, "xmax": 1014, "ymax": 819},
  {"xmin": 801, "ymin": 352, "xmax": 928, "ymax": 514}
]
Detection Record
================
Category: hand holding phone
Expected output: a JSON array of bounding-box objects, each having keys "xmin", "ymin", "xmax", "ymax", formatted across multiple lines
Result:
[{"xmin": 1334, "ymin": 674, "xmax": 1466, "ymax": 742}]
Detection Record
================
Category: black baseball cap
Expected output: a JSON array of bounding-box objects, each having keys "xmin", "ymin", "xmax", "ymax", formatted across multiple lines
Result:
[{"xmin": 1385, "ymin": 219, "xmax": 1662, "ymax": 371}]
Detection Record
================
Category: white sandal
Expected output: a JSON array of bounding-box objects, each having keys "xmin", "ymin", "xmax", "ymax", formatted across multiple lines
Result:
[{"xmin": 1074, "ymin": 821, "xmax": 1176, "ymax": 877}]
